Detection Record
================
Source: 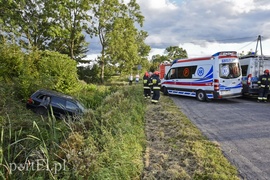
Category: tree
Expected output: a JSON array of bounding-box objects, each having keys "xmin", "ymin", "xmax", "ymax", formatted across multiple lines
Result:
[
  {"xmin": 150, "ymin": 54, "xmax": 168, "ymax": 72},
  {"xmin": 107, "ymin": 17, "xmax": 140, "ymax": 74},
  {"xmin": 90, "ymin": 0, "xmax": 117, "ymax": 83},
  {"xmin": 0, "ymin": 0, "xmax": 51, "ymax": 50},
  {"xmin": 90, "ymin": 0, "xmax": 146, "ymax": 83},
  {"xmin": 0, "ymin": 0, "xmax": 93, "ymax": 61},
  {"xmin": 78, "ymin": 64, "xmax": 101, "ymax": 84},
  {"xmin": 150, "ymin": 46, "xmax": 188, "ymax": 72},
  {"xmin": 45, "ymin": 0, "xmax": 94, "ymax": 61},
  {"xmin": 165, "ymin": 46, "xmax": 188, "ymax": 60}
]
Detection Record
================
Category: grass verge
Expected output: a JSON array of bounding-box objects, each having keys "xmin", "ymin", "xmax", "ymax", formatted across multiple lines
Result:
[{"xmin": 142, "ymin": 94, "xmax": 240, "ymax": 180}]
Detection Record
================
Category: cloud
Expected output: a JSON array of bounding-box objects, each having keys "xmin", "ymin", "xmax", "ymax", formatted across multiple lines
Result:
[{"xmin": 87, "ymin": 0, "xmax": 270, "ymax": 58}]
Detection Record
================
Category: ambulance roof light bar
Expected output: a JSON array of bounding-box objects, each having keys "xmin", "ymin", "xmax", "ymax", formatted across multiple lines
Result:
[{"xmin": 212, "ymin": 51, "xmax": 237, "ymax": 57}]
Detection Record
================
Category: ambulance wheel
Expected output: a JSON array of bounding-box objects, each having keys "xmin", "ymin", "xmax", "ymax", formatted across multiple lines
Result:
[
  {"xmin": 196, "ymin": 90, "xmax": 206, "ymax": 102},
  {"xmin": 163, "ymin": 87, "xmax": 168, "ymax": 95}
]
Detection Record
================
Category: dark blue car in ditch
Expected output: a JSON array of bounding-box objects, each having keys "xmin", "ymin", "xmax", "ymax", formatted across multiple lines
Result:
[{"xmin": 26, "ymin": 89, "xmax": 86, "ymax": 120}]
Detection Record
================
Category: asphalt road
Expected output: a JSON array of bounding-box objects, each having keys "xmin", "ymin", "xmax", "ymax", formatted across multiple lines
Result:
[{"xmin": 170, "ymin": 95, "xmax": 270, "ymax": 180}]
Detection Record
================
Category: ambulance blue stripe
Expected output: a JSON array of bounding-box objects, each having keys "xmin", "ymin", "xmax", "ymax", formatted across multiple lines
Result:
[
  {"xmin": 195, "ymin": 66, "xmax": 213, "ymax": 82},
  {"xmin": 220, "ymin": 83, "xmax": 242, "ymax": 90},
  {"xmin": 168, "ymin": 90, "xmax": 214, "ymax": 99}
]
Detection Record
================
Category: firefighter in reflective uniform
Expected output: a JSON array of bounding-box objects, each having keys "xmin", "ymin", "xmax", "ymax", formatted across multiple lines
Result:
[
  {"xmin": 149, "ymin": 72, "xmax": 154, "ymax": 94},
  {"xmin": 151, "ymin": 71, "xmax": 161, "ymax": 103},
  {"xmin": 257, "ymin": 69, "xmax": 270, "ymax": 102},
  {"xmin": 143, "ymin": 72, "xmax": 151, "ymax": 98}
]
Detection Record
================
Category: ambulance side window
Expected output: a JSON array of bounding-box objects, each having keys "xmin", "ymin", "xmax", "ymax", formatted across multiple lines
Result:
[
  {"xmin": 167, "ymin": 68, "xmax": 177, "ymax": 79},
  {"xmin": 241, "ymin": 65, "xmax": 248, "ymax": 76},
  {"xmin": 177, "ymin": 66, "xmax": 197, "ymax": 79}
]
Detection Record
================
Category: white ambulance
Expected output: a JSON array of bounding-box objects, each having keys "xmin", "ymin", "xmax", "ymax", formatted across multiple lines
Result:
[
  {"xmin": 239, "ymin": 54, "xmax": 270, "ymax": 96},
  {"xmin": 161, "ymin": 51, "xmax": 243, "ymax": 101}
]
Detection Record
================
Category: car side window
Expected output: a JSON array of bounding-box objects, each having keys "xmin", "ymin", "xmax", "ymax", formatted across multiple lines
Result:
[
  {"xmin": 50, "ymin": 97, "xmax": 66, "ymax": 109},
  {"xmin": 66, "ymin": 101, "xmax": 79, "ymax": 111},
  {"xmin": 36, "ymin": 94, "xmax": 46, "ymax": 100},
  {"xmin": 40, "ymin": 96, "xmax": 51, "ymax": 106}
]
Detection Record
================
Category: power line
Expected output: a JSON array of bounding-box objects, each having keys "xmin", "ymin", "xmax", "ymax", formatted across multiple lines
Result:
[{"xmin": 237, "ymin": 39, "xmax": 257, "ymax": 51}]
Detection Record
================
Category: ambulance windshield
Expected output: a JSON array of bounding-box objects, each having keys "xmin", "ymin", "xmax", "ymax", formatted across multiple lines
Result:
[{"xmin": 219, "ymin": 62, "xmax": 241, "ymax": 79}]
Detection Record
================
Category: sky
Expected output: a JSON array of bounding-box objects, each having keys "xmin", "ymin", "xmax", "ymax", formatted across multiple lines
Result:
[{"xmin": 85, "ymin": 0, "xmax": 270, "ymax": 61}]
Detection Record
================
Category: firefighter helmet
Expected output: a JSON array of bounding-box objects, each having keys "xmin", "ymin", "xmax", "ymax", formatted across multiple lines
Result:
[
  {"xmin": 145, "ymin": 72, "xmax": 149, "ymax": 77},
  {"xmin": 264, "ymin": 69, "xmax": 269, "ymax": 74},
  {"xmin": 154, "ymin": 71, "xmax": 160, "ymax": 75}
]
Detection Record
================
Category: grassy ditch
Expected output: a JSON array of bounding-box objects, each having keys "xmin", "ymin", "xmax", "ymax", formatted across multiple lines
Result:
[
  {"xmin": 0, "ymin": 84, "xmax": 146, "ymax": 179},
  {"xmin": 142, "ymin": 94, "xmax": 240, "ymax": 180}
]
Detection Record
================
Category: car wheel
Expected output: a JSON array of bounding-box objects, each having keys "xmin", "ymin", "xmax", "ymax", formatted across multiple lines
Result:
[
  {"xmin": 35, "ymin": 106, "xmax": 48, "ymax": 116},
  {"xmin": 196, "ymin": 90, "xmax": 206, "ymax": 102}
]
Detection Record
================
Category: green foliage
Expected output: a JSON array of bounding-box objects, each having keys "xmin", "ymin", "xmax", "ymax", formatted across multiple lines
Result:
[
  {"xmin": 73, "ymin": 84, "xmax": 112, "ymax": 110},
  {"xmin": 150, "ymin": 54, "xmax": 168, "ymax": 72},
  {"xmin": 15, "ymin": 50, "xmax": 40, "ymax": 99},
  {"xmin": 191, "ymin": 140, "xmax": 239, "ymax": 180},
  {"xmin": 0, "ymin": 0, "xmax": 92, "ymax": 60},
  {"xmin": 0, "ymin": 0, "xmax": 151, "ymax": 81},
  {"xmin": 88, "ymin": 86, "xmax": 146, "ymax": 179},
  {"xmin": 165, "ymin": 45, "xmax": 188, "ymax": 60},
  {"xmin": 45, "ymin": 0, "xmax": 93, "ymax": 60},
  {"xmin": 1, "ymin": 82, "xmax": 146, "ymax": 179},
  {"xmin": 0, "ymin": 42, "xmax": 82, "ymax": 99},
  {"xmin": 0, "ymin": 0, "xmax": 52, "ymax": 50},
  {"xmin": 36, "ymin": 51, "xmax": 80, "ymax": 94},
  {"xmin": 149, "ymin": 45, "xmax": 188, "ymax": 71},
  {"xmin": 91, "ymin": 0, "xmax": 147, "ymax": 82},
  {"xmin": 0, "ymin": 42, "xmax": 25, "ymax": 83},
  {"xmin": 77, "ymin": 64, "xmax": 101, "ymax": 84}
]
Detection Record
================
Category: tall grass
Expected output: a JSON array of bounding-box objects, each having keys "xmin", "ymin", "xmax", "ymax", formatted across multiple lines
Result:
[
  {"xmin": 1, "ymin": 83, "xmax": 146, "ymax": 179},
  {"xmin": 88, "ymin": 86, "xmax": 146, "ymax": 179}
]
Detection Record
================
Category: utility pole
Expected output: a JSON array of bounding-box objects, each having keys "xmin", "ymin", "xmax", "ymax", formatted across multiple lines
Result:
[
  {"xmin": 255, "ymin": 35, "xmax": 263, "ymax": 56},
  {"xmin": 254, "ymin": 35, "xmax": 264, "ymax": 76}
]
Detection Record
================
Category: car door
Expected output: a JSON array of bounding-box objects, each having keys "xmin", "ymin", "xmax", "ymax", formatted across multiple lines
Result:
[
  {"xmin": 49, "ymin": 96, "xmax": 67, "ymax": 118},
  {"xmin": 66, "ymin": 100, "xmax": 81, "ymax": 117}
]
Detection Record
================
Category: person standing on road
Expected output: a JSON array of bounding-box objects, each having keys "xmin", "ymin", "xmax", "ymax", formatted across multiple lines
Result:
[
  {"xmin": 135, "ymin": 74, "xmax": 140, "ymax": 83},
  {"xmin": 151, "ymin": 71, "xmax": 161, "ymax": 104},
  {"xmin": 129, "ymin": 74, "xmax": 133, "ymax": 85},
  {"xmin": 143, "ymin": 72, "xmax": 151, "ymax": 98},
  {"xmin": 257, "ymin": 69, "xmax": 270, "ymax": 102}
]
